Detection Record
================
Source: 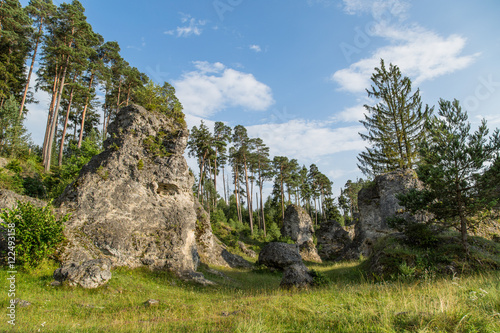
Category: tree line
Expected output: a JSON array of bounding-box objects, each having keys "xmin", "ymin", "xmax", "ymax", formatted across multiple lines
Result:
[
  {"xmin": 187, "ymin": 121, "xmax": 343, "ymax": 238},
  {"xmin": 0, "ymin": 0, "xmax": 180, "ymax": 171}
]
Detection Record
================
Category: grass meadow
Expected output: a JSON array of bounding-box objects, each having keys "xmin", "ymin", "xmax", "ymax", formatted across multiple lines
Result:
[{"xmin": 1, "ymin": 260, "xmax": 499, "ymax": 332}]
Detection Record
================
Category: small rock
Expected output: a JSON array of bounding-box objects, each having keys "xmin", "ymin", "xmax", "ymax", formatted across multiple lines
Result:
[
  {"xmin": 53, "ymin": 259, "xmax": 112, "ymax": 289},
  {"xmin": 144, "ymin": 299, "xmax": 159, "ymax": 307},
  {"xmin": 13, "ymin": 299, "xmax": 31, "ymax": 308},
  {"xmin": 50, "ymin": 281, "xmax": 62, "ymax": 287},
  {"xmin": 238, "ymin": 241, "xmax": 257, "ymax": 258}
]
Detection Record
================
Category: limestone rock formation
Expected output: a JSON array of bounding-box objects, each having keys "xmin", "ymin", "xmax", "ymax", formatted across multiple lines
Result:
[
  {"xmin": 257, "ymin": 242, "xmax": 302, "ymax": 269},
  {"xmin": 316, "ymin": 220, "xmax": 353, "ymax": 261},
  {"xmin": 340, "ymin": 169, "xmax": 426, "ymax": 259},
  {"xmin": 257, "ymin": 242, "xmax": 313, "ymax": 288},
  {"xmin": 194, "ymin": 200, "xmax": 252, "ymax": 269},
  {"xmin": 55, "ymin": 104, "xmax": 200, "ymax": 281},
  {"xmin": 53, "ymin": 259, "xmax": 112, "ymax": 289},
  {"xmin": 281, "ymin": 205, "xmax": 321, "ymax": 263}
]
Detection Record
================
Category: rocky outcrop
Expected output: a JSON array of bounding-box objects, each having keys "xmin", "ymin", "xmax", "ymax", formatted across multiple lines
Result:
[
  {"xmin": 316, "ymin": 220, "xmax": 353, "ymax": 261},
  {"xmin": 340, "ymin": 169, "xmax": 426, "ymax": 259},
  {"xmin": 194, "ymin": 200, "xmax": 252, "ymax": 269},
  {"xmin": 257, "ymin": 242, "xmax": 313, "ymax": 288},
  {"xmin": 282, "ymin": 205, "xmax": 321, "ymax": 263},
  {"xmin": 55, "ymin": 105, "xmax": 201, "ymax": 282}
]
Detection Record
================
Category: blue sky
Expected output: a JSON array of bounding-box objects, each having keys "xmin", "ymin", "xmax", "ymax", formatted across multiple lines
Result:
[{"xmin": 21, "ymin": 0, "xmax": 500, "ymax": 196}]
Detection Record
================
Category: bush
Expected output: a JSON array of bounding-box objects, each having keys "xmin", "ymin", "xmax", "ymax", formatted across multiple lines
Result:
[
  {"xmin": 0, "ymin": 201, "xmax": 69, "ymax": 268},
  {"xmin": 387, "ymin": 216, "xmax": 438, "ymax": 248}
]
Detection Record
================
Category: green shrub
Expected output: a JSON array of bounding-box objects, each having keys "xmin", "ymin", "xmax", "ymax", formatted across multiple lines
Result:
[
  {"xmin": 137, "ymin": 159, "xmax": 144, "ymax": 170},
  {"xmin": 387, "ymin": 216, "xmax": 438, "ymax": 248},
  {"xmin": 309, "ymin": 269, "xmax": 331, "ymax": 286},
  {"xmin": 5, "ymin": 159, "xmax": 22, "ymax": 174},
  {"xmin": 0, "ymin": 201, "xmax": 69, "ymax": 268}
]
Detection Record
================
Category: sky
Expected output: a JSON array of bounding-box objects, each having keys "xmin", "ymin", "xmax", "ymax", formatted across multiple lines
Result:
[{"xmin": 20, "ymin": 0, "xmax": 500, "ymax": 197}]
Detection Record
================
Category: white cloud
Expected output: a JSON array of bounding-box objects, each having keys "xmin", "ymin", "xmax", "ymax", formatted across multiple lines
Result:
[
  {"xmin": 333, "ymin": 2, "xmax": 479, "ymax": 93},
  {"xmin": 333, "ymin": 29, "xmax": 478, "ymax": 93},
  {"xmin": 336, "ymin": 104, "xmax": 366, "ymax": 122},
  {"xmin": 164, "ymin": 14, "xmax": 206, "ymax": 38},
  {"xmin": 246, "ymin": 119, "xmax": 365, "ymax": 160},
  {"xmin": 249, "ymin": 44, "xmax": 262, "ymax": 53},
  {"xmin": 342, "ymin": 0, "xmax": 410, "ymax": 21},
  {"xmin": 174, "ymin": 61, "xmax": 274, "ymax": 118}
]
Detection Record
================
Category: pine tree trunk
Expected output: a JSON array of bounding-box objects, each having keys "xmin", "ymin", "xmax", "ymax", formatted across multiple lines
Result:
[
  {"xmin": 243, "ymin": 158, "xmax": 253, "ymax": 234},
  {"xmin": 19, "ymin": 22, "xmax": 43, "ymax": 118},
  {"xmin": 43, "ymin": 69, "xmax": 60, "ymax": 161},
  {"xmin": 58, "ymin": 79, "xmax": 76, "ymax": 166},
  {"xmin": 77, "ymin": 72, "xmax": 95, "ymax": 148},
  {"xmin": 45, "ymin": 55, "xmax": 70, "ymax": 172},
  {"xmin": 222, "ymin": 166, "xmax": 227, "ymax": 204},
  {"xmin": 260, "ymin": 178, "xmax": 266, "ymax": 237}
]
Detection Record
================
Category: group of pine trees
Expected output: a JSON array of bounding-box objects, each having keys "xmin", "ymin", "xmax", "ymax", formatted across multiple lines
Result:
[
  {"xmin": 358, "ymin": 59, "xmax": 500, "ymax": 254},
  {"xmin": 0, "ymin": 0, "xmax": 173, "ymax": 171},
  {"xmin": 188, "ymin": 121, "xmax": 341, "ymax": 238}
]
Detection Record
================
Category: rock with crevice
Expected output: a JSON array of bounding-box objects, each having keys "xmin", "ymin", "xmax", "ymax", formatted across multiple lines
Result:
[
  {"xmin": 281, "ymin": 204, "xmax": 321, "ymax": 263},
  {"xmin": 55, "ymin": 104, "xmax": 201, "ymax": 281},
  {"xmin": 316, "ymin": 220, "xmax": 353, "ymax": 261},
  {"xmin": 340, "ymin": 169, "xmax": 428, "ymax": 260},
  {"xmin": 194, "ymin": 200, "xmax": 252, "ymax": 269}
]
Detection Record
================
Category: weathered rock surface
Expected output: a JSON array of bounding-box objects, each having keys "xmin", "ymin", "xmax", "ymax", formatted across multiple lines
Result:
[
  {"xmin": 316, "ymin": 220, "xmax": 353, "ymax": 261},
  {"xmin": 282, "ymin": 205, "xmax": 321, "ymax": 263},
  {"xmin": 194, "ymin": 200, "xmax": 252, "ymax": 269},
  {"xmin": 0, "ymin": 189, "xmax": 46, "ymax": 210},
  {"xmin": 238, "ymin": 241, "xmax": 257, "ymax": 258},
  {"xmin": 53, "ymin": 258, "xmax": 112, "ymax": 289},
  {"xmin": 280, "ymin": 263, "xmax": 314, "ymax": 289},
  {"xmin": 341, "ymin": 169, "xmax": 426, "ymax": 259},
  {"xmin": 257, "ymin": 242, "xmax": 302, "ymax": 269},
  {"xmin": 55, "ymin": 104, "xmax": 200, "ymax": 279},
  {"xmin": 257, "ymin": 242, "xmax": 314, "ymax": 288}
]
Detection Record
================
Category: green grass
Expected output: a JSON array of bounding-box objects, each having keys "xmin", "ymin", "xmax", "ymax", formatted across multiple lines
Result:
[{"xmin": 1, "ymin": 260, "xmax": 499, "ymax": 332}]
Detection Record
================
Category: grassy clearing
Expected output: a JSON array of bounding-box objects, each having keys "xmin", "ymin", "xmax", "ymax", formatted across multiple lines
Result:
[{"xmin": 1, "ymin": 260, "xmax": 499, "ymax": 332}]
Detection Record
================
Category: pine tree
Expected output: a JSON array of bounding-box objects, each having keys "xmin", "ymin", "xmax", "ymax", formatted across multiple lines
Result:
[
  {"xmin": 19, "ymin": 0, "xmax": 56, "ymax": 117},
  {"xmin": 0, "ymin": 0, "xmax": 31, "ymax": 107},
  {"xmin": 358, "ymin": 59, "xmax": 432, "ymax": 176},
  {"xmin": 398, "ymin": 99, "xmax": 500, "ymax": 255}
]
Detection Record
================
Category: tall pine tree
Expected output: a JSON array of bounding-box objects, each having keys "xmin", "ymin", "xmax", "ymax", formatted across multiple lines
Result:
[{"xmin": 358, "ymin": 59, "xmax": 432, "ymax": 176}]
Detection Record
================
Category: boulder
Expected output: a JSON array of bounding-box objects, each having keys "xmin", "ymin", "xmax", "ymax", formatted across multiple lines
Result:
[
  {"xmin": 194, "ymin": 200, "xmax": 252, "ymax": 268},
  {"xmin": 257, "ymin": 242, "xmax": 313, "ymax": 288},
  {"xmin": 257, "ymin": 242, "xmax": 302, "ymax": 270},
  {"xmin": 282, "ymin": 205, "xmax": 321, "ymax": 263},
  {"xmin": 343, "ymin": 169, "xmax": 427, "ymax": 259},
  {"xmin": 316, "ymin": 220, "xmax": 353, "ymax": 261},
  {"xmin": 53, "ymin": 258, "xmax": 112, "ymax": 289},
  {"xmin": 55, "ymin": 105, "xmax": 201, "ymax": 279},
  {"xmin": 280, "ymin": 263, "xmax": 314, "ymax": 289}
]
